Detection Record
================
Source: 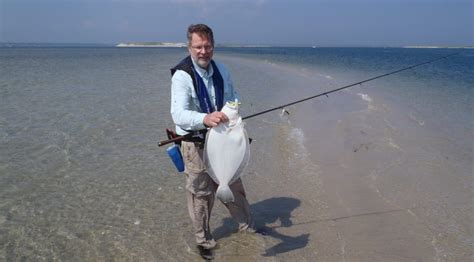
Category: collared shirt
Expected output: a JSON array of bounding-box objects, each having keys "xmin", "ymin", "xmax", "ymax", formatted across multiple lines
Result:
[{"xmin": 171, "ymin": 57, "xmax": 239, "ymax": 135}]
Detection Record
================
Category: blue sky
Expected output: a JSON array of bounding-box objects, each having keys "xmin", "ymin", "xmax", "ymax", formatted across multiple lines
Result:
[{"xmin": 1, "ymin": 0, "xmax": 472, "ymax": 46}]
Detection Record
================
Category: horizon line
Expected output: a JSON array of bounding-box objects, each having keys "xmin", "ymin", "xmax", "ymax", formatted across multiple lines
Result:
[{"xmin": 1, "ymin": 42, "xmax": 473, "ymax": 49}]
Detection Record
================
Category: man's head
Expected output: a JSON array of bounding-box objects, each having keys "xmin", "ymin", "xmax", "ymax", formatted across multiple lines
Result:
[{"xmin": 187, "ymin": 24, "xmax": 214, "ymax": 69}]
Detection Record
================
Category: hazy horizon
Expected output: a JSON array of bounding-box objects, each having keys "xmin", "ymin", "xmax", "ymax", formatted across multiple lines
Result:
[{"xmin": 1, "ymin": 42, "xmax": 473, "ymax": 48}]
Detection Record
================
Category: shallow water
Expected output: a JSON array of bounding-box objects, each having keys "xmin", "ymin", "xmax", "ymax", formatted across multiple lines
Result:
[
  {"xmin": 1, "ymin": 47, "xmax": 194, "ymax": 260},
  {"xmin": 221, "ymin": 48, "xmax": 473, "ymax": 260},
  {"xmin": 1, "ymin": 47, "xmax": 472, "ymax": 260}
]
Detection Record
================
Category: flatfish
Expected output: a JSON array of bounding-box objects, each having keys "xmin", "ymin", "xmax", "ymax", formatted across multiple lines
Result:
[{"xmin": 204, "ymin": 100, "xmax": 250, "ymax": 203}]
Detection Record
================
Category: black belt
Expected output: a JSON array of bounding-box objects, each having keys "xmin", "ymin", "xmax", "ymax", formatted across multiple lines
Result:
[
  {"xmin": 181, "ymin": 129, "xmax": 208, "ymax": 144},
  {"xmin": 182, "ymin": 136, "xmax": 205, "ymax": 143}
]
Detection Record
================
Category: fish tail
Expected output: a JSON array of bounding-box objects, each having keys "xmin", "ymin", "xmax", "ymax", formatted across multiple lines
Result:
[{"xmin": 216, "ymin": 184, "xmax": 234, "ymax": 203}]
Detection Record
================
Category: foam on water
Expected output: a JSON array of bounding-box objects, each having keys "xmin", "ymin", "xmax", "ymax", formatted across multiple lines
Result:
[
  {"xmin": 288, "ymin": 127, "xmax": 307, "ymax": 157},
  {"xmin": 357, "ymin": 93, "xmax": 372, "ymax": 102}
]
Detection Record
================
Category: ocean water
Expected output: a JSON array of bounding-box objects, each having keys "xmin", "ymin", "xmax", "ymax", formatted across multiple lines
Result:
[
  {"xmin": 220, "ymin": 47, "xmax": 473, "ymax": 143},
  {"xmin": 219, "ymin": 47, "xmax": 473, "ymax": 260},
  {"xmin": 218, "ymin": 47, "xmax": 473, "ymax": 260},
  {"xmin": 0, "ymin": 47, "xmax": 472, "ymax": 260}
]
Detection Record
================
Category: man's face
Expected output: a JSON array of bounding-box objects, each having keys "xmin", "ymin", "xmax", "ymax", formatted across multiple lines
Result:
[{"xmin": 188, "ymin": 33, "xmax": 214, "ymax": 69}]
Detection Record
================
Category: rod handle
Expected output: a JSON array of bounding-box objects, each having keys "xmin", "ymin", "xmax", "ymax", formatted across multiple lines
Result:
[{"xmin": 158, "ymin": 136, "xmax": 186, "ymax": 147}]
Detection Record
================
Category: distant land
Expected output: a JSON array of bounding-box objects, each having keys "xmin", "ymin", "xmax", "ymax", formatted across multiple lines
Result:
[
  {"xmin": 115, "ymin": 42, "xmax": 274, "ymax": 48},
  {"xmin": 116, "ymin": 43, "xmax": 473, "ymax": 49},
  {"xmin": 0, "ymin": 42, "xmax": 472, "ymax": 49},
  {"xmin": 116, "ymin": 42, "xmax": 187, "ymax": 47},
  {"xmin": 403, "ymin": 45, "xmax": 473, "ymax": 49}
]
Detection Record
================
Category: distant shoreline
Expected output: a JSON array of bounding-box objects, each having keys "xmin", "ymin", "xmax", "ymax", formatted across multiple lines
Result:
[
  {"xmin": 115, "ymin": 42, "xmax": 274, "ymax": 48},
  {"xmin": 402, "ymin": 45, "xmax": 473, "ymax": 49},
  {"xmin": 116, "ymin": 42, "xmax": 187, "ymax": 48},
  {"xmin": 116, "ymin": 43, "xmax": 473, "ymax": 49},
  {"xmin": 1, "ymin": 42, "xmax": 472, "ymax": 49},
  {"xmin": 117, "ymin": 43, "xmax": 473, "ymax": 49}
]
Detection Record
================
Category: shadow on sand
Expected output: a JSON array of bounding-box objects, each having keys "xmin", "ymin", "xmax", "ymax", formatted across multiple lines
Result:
[{"xmin": 213, "ymin": 197, "xmax": 309, "ymax": 256}]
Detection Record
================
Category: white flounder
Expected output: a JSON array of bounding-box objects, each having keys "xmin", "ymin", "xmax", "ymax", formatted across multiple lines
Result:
[{"xmin": 204, "ymin": 100, "xmax": 250, "ymax": 203}]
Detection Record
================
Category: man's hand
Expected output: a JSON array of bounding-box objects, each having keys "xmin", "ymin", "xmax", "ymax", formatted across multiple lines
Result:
[{"xmin": 203, "ymin": 111, "xmax": 228, "ymax": 127}]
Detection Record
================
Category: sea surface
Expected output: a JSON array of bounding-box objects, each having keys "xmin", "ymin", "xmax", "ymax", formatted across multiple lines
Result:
[
  {"xmin": 219, "ymin": 47, "xmax": 473, "ymax": 145},
  {"xmin": 0, "ymin": 47, "xmax": 472, "ymax": 260}
]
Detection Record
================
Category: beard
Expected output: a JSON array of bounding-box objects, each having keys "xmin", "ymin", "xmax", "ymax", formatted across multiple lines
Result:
[{"xmin": 196, "ymin": 57, "xmax": 211, "ymax": 69}]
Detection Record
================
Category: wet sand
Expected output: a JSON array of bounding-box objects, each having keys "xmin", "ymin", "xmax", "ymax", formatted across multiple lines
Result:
[{"xmin": 205, "ymin": 55, "xmax": 472, "ymax": 261}]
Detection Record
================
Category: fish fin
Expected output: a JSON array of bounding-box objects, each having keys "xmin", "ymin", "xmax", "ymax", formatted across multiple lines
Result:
[{"xmin": 216, "ymin": 185, "xmax": 234, "ymax": 203}]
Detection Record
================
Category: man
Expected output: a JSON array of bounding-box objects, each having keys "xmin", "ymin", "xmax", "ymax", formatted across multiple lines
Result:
[{"xmin": 170, "ymin": 24, "xmax": 253, "ymax": 260}]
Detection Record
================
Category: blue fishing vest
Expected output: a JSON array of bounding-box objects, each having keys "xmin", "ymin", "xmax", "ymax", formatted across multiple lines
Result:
[{"xmin": 170, "ymin": 56, "xmax": 224, "ymax": 113}]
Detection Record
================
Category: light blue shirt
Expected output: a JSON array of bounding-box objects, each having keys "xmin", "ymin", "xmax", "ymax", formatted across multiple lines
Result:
[{"xmin": 171, "ymin": 57, "xmax": 239, "ymax": 135}]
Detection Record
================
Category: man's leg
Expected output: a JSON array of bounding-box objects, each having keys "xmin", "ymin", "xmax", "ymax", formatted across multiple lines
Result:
[
  {"xmin": 186, "ymin": 190, "xmax": 216, "ymax": 249},
  {"xmin": 181, "ymin": 141, "xmax": 217, "ymax": 249},
  {"xmin": 223, "ymin": 178, "xmax": 254, "ymax": 231}
]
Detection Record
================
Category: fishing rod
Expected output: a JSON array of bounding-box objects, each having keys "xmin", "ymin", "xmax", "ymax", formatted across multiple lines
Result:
[{"xmin": 158, "ymin": 52, "xmax": 458, "ymax": 147}]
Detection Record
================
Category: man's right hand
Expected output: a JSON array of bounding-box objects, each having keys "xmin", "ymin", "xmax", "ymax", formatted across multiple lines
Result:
[{"xmin": 203, "ymin": 111, "xmax": 229, "ymax": 127}]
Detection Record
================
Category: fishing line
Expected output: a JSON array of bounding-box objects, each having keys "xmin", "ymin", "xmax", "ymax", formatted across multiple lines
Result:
[
  {"xmin": 158, "ymin": 52, "xmax": 458, "ymax": 147},
  {"xmin": 242, "ymin": 52, "xmax": 458, "ymax": 120}
]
